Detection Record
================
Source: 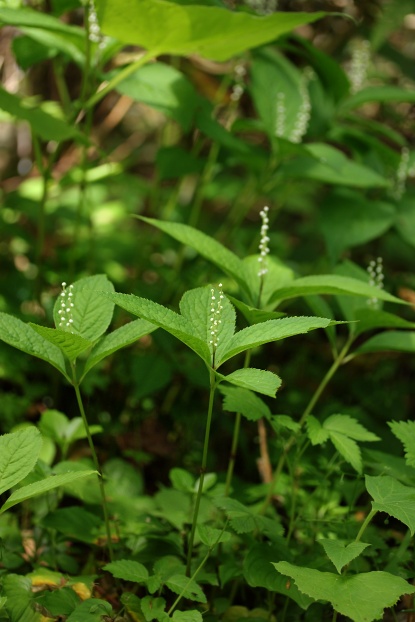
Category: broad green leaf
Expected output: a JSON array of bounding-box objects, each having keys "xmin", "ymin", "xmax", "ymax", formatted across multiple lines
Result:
[
  {"xmin": 0, "ymin": 597, "xmax": 7, "ymax": 611},
  {"xmin": 104, "ymin": 560, "xmax": 149, "ymax": 584},
  {"xmin": 141, "ymin": 596, "xmax": 168, "ymax": 622},
  {"xmin": 137, "ymin": 217, "xmax": 249, "ymax": 297},
  {"xmin": 228, "ymin": 296, "xmax": 285, "ymax": 325},
  {"xmin": 53, "ymin": 275, "xmax": 115, "ymax": 342},
  {"xmin": 356, "ymin": 331, "xmax": 415, "ymax": 355},
  {"xmin": 306, "ymin": 415, "xmax": 329, "ymax": 445},
  {"xmin": 215, "ymin": 497, "xmax": 282, "ymax": 536},
  {"xmin": 0, "ymin": 428, "xmax": 42, "ymax": 496},
  {"xmin": 42, "ymin": 506, "xmax": 104, "ymax": 544},
  {"xmin": 269, "ymin": 274, "xmax": 404, "ymax": 307},
  {"xmin": 218, "ymin": 368, "xmax": 281, "ymax": 398},
  {"xmin": 169, "ymin": 468, "xmax": 195, "ymax": 492},
  {"xmin": 179, "ymin": 286, "xmax": 236, "ymax": 363},
  {"xmin": 165, "ymin": 575, "xmax": 206, "ymax": 603},
  {"xmin": 66, "ymin": 599, "xmax": 113, "ymax": 622},
  {"xmin": 279, "ymin": 143, "xmax": 389, "ymax": 188},
  {"xmin": 97, "ymin": 0, "xmax": 325, "ymax": 61},
  {"xmin": 0, "ymin": 470, "xmax": 97, "ymax": 514},
  {"xmin": 250, "ymin": 48, "xmax": 306, "ymax": 142},
  {"xmin": 353, "ymin": 308, "xmax": 415, "ymax": 337},
  {"xmin": 388, "ymin": 420, "xmax": 415, "ymax": 468},
  {"xmin": 244, "ymin": 545, "xmax": 313, "ymax": 610},
  {"xmin": 0, "ymin": 86, "xmax": 85, "ymax": 143},
  {"xmin": 323, "ymin": 415, "xmax": 380, "ymax": 442},
  {"xmin": 365, "ymin": 474, "xmax": 415, "ymax": 535},
  {"xmin": 320, "ymin": 190, "xmax": 395, "ymax": 260},
  {"xmin": 39, "ymin": 411, "xmax": 102, "ymax": 455},
  {"xmin": 319, "ymin": 539, "xmax": 370, "ymax": 574},
  {"xmin": 395, "ymin": 195, "xmax": 415, "ymax": 248},
  {"xmin": 0, "ymin": 312, "xmax": 68, "ymax": 379},
  {"xmin": 329, "ymin": 432, "xmax": 362, "ymax": 473},
  {"xmin": 82, "ymin": 318, "xmax": 157, "ymax": 378},
  {"xmin": 341, "ymin": 86, "xmax": 415, "ymax": 111},
  {"xmin": 270, "ymin": 415, "xmax": 300, "ymax": 434},
  {"xmin": 197, "ymin": 525, "xmax": 231, "ymax": 547},
  {"xmin": 105, "ymin": 292, "xmax": 210, "ymax": 364},
  {"xmin": 113, "ymin": 62, "xmax": 201, "ymax": 131},
  {"xmin": 220, "ymin": 386, "xmax": 272, "ymax": 421},
  {"xmin": 217, "ymin": 316, "xmax": 330, "ymax": 366},
  {"xmin": 0, "ymin": 7, "xmax": 85, "ymax": 39},
  {"xmin": 241, "ymin": 255, "xmax": 295, "ymax": 308},
  {"xmin": 2, "ymin": 575, "xmax": 41, "ymax": 622},
  {"xmin": 172, "ymin": 611, "xmax": 202, "ymax": 622},
  {"xmin": 17, "ymin": 26, "xmax": 85, "ymax": 66},
  {"xmin": 34, "ymin": 587, "xmax": 80, "ymax": 617},
  {"xmin": 29, "ymin": 325, "xmax": 94, "ymax": 362},
  {"xmin": 274, "ymin": 562, "xmax": 415, "ymax": 622}
]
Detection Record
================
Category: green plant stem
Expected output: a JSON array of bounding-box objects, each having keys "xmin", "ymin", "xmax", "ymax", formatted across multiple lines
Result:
[
  {"xmin": 71, "ymin": 366, "xmax": 113, "ymax": 560},
  {"xmin": 224, "ymin": 350, "xmax": 252, "ymax": 496},
  {"xmin": 186, "ymin": 369, "xmax": 216, "ymax": 576},
  {"xmin": 84, "ymin": 50, "xmax": 157, "ymax": 111},
  {"xmin": 169, "ymin": 521, "xmax": 228, "ymax": 615},
  {"xmin": 260, "ymin": 335, "xmax": 354, "ymax": 514},
  {"xmin": 354, "ymin": 508, "xmax": 377, "ymax": 543}
]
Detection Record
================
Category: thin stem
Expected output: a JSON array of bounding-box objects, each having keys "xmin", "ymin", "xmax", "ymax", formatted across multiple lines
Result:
[
  {"xmin": 354, "ymin": 508, "xmax": 377, "ymax": 543},
  {"xmin": 71, "ymin": 365, "xmax": 113, "ymax": 560},
  {"xmin": 260, "ymin": 335, "xmax": 354, "ymax": 514},
  {"xmin": 186, "ymin": 370, "xmax": 216, "ymax": 576},
  {"xmin": 169, "ymin": 521, "xmax": 228, "ymax": 615},
  {"xmin": 224, "ymin": 350, "xmax": 252, "ymax": 496},
  {"xmin": 84, "ymin": 50, "xmax": 157, "ymax": 111}
]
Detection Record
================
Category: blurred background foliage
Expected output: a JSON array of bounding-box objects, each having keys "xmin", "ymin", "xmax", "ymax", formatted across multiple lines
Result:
[{"xmin": 0, "ymin": 0, "xmax": 415, "ymax": 486}]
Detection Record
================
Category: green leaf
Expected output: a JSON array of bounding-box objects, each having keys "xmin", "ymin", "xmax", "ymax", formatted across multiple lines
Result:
[
  {"xmin": 17, "ymin": 26, "xmax": 85, "ymax": 66},
  {"xmin": 103, "ymin": 560, "xmax": 149, "ymax": 584},
  {"xmin": 172, "ymin": 611, "xmax": 202, "ymax": 622},
  {"xmin": 274, "ymin": 562, "xmax": 415, "ymax": 622},
  {"xmin": 220, "ymin": 386, "xmax": 272, "ymax": 421},
  {"xmin": 279, "ymin": 143, "xmax": 389, "ymax": 188},
  {"xmin": 218, "ymin": 368, "xmax": 281, "ymax": 398},
  {"xmin": 269, "ymin": 274, "xmax": 404, "ymax": 307},
  {"xmin": 41, "ymin": 506, "xmax": 104, "ymax": 544},
  {"xmin": 2, "ymin": 575, "xmax": 41, "ymax": 622},
  {"xmin": 306, "ymin": 415, "xmax": 329, "ymax": 445},
  {"xmin": 0, "ymin": 312, "xmax": 68, "ymax": 379},
  {"xmin": 217, "ymin": 316, "xmax": 330, "ymax": 366},
  {"xmin": 96, "ymin": 0, "xmax": 325, "ymax": 61},
  {"xmin": 329, "ymin": 432, "xmax": 362, "ymax": 473},
  {"xmin": 323, "ymin": 414, "xmax": 380, "ymax": 442},
  {"xmin": 0, "ymin": 428, "xmax": 43, "ymax": 496},
  {"xmin": 319, "ymin": 539, "xmax": 370, "ymax": 574},
  {"xmin": 53, "ymin": 275, "xmax": 115, "ymax": 342},
  {"xmin": 137, "ymin": 217, "xmax": 249, "ymax": 297},
  {"xmin": 356, "ymin": 331, "xmax": 415, "ymax": 355},
  {"xmin": 389, "ymin": 420, "xmax": 415, "ymax": 468},
  {"xmin": 0, "ymin": 86, "xmax": 85, "ymax": 143},
  {"xmin": 250, "ymin": 48, "xmax": 307, "ymax": 142},
  {"xmin": 169, "ymin": 468, "xmax": 195, "ymax": 492},
  {"xmin": 228, "ymin": 296, "xmax": 285, "ymax": 325},
  {"xmin": 215, "ymin": 497, "xmax": 282, "ymax": 536},
  {"xmin": 320, "ymin": 190, "xmax": 395, "ymax": 260},
  {"xmin": 29, "ymin": 325, "xmax": 94, "ymax": 362},
  {"xmin": 365, "ymin": 474, "xmax": 415, "ymax": 535},
  {"xmin": 244, "ymin": 545, "xmax": 313, "ymax": 610},
  {"xmin": 141, "ymin": 596, "xmax": 167, "ymax": 622},
  {"xmin": 105, "ymin": 292, "xmax": 210, "ymax": 364},
  {"xmin": 179, "ymin": 286, "xmax": 236, "ymax": 363},
  {"xmin": 66, "ymin": 599, "xmax": 113, "ymax": 622},
  {"xmin": 0, "ymin": 470, "xmax": 97, "ymax": 514},
  {"xmin": 197, "ymin": 524, "xmax": 231, "ymax": 547},
  {"xmin": 165, "ymin": 575, "xmax": 206, "ymax": 603},
  {"xmin": 353, "ymin": 308, "xmax": 415, "ymax": 337},
  {"xmin": 113, "ymin": 62, "xmax": 201, "ymax": 131},
  {"xmin": 82, "ymin": 319, "xmax": 157, "ymax": 378},
  {"xmin": 341, "ymin": 85, "xmax": 415, "ymax": 111}
]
